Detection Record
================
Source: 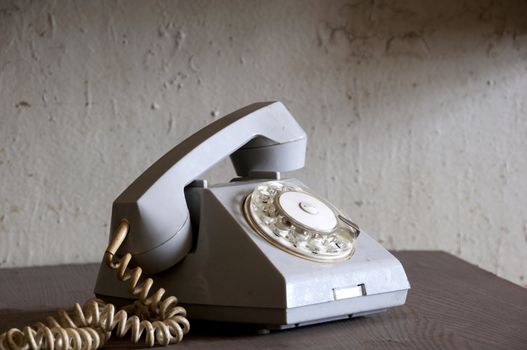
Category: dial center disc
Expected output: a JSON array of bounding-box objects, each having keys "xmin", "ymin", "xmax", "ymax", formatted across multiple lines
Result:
[
  {"xmin": 278, "ymin": 191, "xmax": 337, "ymax": 232},
  {"xmin": 299, "ymin": 201, "xmax": 318, "ymax": 215}
]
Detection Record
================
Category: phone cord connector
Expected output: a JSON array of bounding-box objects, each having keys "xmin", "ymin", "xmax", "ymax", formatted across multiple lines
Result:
[{"xmin": 0, "ymin": 220, "xmax": 190, "ymax": 350}]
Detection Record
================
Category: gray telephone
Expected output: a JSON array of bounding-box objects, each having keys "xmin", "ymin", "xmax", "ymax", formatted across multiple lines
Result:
[{"xmin": 94, "ymin": 101, "xmax": 410, "ymax": 331}]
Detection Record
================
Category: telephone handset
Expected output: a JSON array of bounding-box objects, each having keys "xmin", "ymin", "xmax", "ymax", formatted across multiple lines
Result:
[
  {"xmin": 0, "ymin": 102, "xmax": 410, "ymax": 349},
  {"xmin": 111, "ymin": 101, "xmax": 308, "ymax": 273}
]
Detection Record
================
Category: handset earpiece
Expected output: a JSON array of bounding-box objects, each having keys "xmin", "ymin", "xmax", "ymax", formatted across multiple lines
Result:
[{"xmin": 111, "ymin": 102, "xmax": 307, "ymax": 273}]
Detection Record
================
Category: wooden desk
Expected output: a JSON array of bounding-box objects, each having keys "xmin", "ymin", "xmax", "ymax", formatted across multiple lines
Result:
[{"xmin": 1, "ymin": 251, "xmax": 526, "ymax": 349}]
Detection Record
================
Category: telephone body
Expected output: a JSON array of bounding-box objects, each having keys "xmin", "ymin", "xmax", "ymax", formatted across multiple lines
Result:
[{"xmin": 94, "ymin": 102, "xmax": 410, "ymax": 329}]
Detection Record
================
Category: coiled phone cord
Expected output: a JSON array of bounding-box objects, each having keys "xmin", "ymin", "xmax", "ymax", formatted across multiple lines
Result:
[{"xmin": 0, "ymin": 220, "xmax": 190, "ymax": 350}]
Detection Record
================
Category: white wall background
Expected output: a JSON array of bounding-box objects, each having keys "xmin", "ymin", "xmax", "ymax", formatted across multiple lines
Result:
[{"xmin": 0, "ymin": 0, "xmax": 526, "ymax": 286}]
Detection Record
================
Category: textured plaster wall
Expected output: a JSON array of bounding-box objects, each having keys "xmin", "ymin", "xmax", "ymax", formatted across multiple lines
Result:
[{"xmin": 0, "ymin": 0, "xmax": 526, "ymax": 286}]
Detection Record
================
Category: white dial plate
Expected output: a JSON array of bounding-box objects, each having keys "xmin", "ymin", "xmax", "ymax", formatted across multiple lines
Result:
[{"xmin": 278, "ymin": 191, "xmax": 337, "ymax": 232}]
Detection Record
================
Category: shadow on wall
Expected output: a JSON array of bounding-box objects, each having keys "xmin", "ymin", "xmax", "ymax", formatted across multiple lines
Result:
[
  {"xmin": 315, "ymin": 0, "xmax": 527, "ymax": 107},
  {"xmin": 317, "ymin": 1, "xmax": 527, "ymax": 62}
]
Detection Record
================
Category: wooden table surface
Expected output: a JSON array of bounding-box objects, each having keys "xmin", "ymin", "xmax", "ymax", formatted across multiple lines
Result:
[{"xmin": 1, "ymin": 251, "xmax": 526, "ymax": 349}]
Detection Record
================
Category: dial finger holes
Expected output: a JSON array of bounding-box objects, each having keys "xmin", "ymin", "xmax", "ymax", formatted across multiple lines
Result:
[{"xmin": 244, "ymin": 181, "xmax": 359, "ymax": 263}]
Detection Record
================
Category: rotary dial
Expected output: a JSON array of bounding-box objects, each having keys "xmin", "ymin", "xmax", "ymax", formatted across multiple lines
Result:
[{"xmin": 243, "ymin": 181, "xmax": 360, "ymax": 262}]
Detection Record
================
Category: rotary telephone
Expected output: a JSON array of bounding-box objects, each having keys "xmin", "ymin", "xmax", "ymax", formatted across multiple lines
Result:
[{"xmin": 0, "ymin": 102, "xmax": 409, "ymax": 349}]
